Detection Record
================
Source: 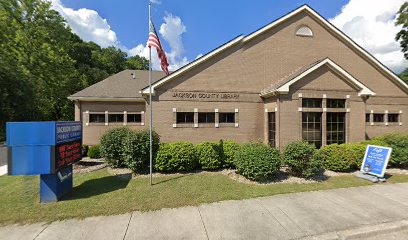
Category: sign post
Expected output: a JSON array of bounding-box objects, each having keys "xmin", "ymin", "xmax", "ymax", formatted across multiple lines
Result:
[
  {"xmin": 357, "ymin": 145, "xmax": 392, "ymax": 183},
  {"xmin": 6, "ymin": 121, "xmax": 82, "ymax": 203}
]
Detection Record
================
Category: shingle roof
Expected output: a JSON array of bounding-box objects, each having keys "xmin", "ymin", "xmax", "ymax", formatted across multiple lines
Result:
[
  {"xmin": 69, "ymin": 70, "xmax": 166, "ymax": 100},
  {"xmin": 260, "ymin": 60, "xmax": 323, "ymax": 96}
]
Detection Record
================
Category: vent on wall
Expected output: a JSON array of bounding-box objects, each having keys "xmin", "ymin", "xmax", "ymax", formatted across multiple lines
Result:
[{"xmin": 296, "ymin": 26, "xmax": 313, "ymax": 37}]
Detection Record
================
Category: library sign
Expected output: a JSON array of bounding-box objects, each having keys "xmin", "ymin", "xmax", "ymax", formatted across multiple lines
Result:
[
  {"xmin": 171, "ymin": 91, "xmax": 240, "ymax": 101},
  {"xmin": 360, "ymin": 145, "xmax": 392, "ymax": 178},
  {"xmin": 7, "ymin": 121, "xmax": 82, "ymax": 203}
]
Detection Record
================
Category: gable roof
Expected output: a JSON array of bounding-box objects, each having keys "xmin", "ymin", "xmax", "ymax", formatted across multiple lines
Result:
[
  {"xmin": 68, "ymin": 70, "xmax": 165, "ymax": 101},
  {"xmin": 141, "ymin": 4, "xmax": 408, "ymax": 95},
  {"xmin": 260, "ymin": 58, "xmax": 376, "ymax": 97}
]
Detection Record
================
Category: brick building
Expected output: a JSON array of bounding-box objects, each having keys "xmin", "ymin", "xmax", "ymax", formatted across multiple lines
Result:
[{"xmin": 69, "ymin": 5, "xmax": 408, "ymax": 148}]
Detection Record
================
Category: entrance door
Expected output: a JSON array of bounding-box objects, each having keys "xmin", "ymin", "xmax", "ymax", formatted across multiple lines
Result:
[{"xmin": 268, "ymin": 112, "xmax": 276, "ymax": 147}]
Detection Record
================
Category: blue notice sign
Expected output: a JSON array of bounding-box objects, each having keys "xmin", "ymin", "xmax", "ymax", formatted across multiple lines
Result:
[
  {"xmin": 361, "ymin": 145, "xmax": 392, "ymax": 177},
  {"xmin": 56, "ymin": 122, "xmax": 82, "ymax": 144}
]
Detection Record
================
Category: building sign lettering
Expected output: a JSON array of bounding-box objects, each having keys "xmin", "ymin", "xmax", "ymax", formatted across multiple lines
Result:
[{"xmin": 172, "ymin": 91, "xmax": 239, "ymax": 100}]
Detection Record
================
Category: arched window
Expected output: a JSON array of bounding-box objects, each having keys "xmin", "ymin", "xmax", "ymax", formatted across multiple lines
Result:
[{"xmin": 296, "ymin": 26, "xmax": 313, "ymax": 37}]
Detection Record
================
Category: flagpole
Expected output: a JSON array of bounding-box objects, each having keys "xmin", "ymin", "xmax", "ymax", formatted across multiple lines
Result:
[{"xmin": 148, "ymin": 0, "xmax": 153, "ymax": 186}]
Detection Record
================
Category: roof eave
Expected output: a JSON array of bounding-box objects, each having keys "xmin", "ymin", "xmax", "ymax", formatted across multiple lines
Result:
[{"xmin": 67, "ymin": 96, "xmax": 146, "ymax": 102}]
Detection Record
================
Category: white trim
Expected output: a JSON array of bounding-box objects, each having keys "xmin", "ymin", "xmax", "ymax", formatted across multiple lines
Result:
[
  {"xmin": 244, "ymin": 5, "xmax": 408, "ymax": 92},
  {"xmin": 270, "ymin": 58, "xmax": 375, "ymax": 96},
  {"xmin": 172, "ymin": 124, "xmax": 177, "ymax": 128},
  {"xmin": 68, "ymin": 96, "xmax": 145, "ymax": 102},
  {"xmin": 141, "ymin": 36, "xmax": 244, "ymax": 95}
]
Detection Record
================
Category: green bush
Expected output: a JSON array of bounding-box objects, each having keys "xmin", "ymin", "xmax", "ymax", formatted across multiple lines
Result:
[
  {"xmin": 122, "ymin": 129, "xmax": 160, "ymax": 173},
  {"xmin": 88, "ymin": 145, "xmax": 101, "ymax": 159},
  {"xmin": 234, "ymin": 143, "xmax": 281, "ymax": 182},
  {"xmin": 100, "ymin": 127, "xmax": 131, "ymax": 168},
  {"xmin": 313, "ymin": 144, "xmax": 356, "ymax": 172},
  {"xmin": 155, "ymin": 142, "xmax": 198, "ymax": 172},
  {"xmin": 372, "ymin": 133, "xmax": 408, "ymax": 167},
  {"xmin": 220, "ymin": 140, "xmax": 240, "ymax": 168},
  {"xmin": 282, "ymin": 141, "xmax": 321, "ymax": 178},
  {"xmin": 196, "ymin": 142, "xmax": 223, "ymax": 170},
  {"xmin": 341, "ymin": 143, "xmax": 367, "ymax": 169}
]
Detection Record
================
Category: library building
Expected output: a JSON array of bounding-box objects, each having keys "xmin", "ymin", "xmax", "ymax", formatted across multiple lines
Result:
[{"xmin": 69, "ymin": 5, "xmax": 408, "ymax": 149}]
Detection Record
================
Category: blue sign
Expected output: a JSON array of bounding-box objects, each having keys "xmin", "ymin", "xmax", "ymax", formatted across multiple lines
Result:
[
  {"xmin": 361, "ymin": 145, "xmax": 392, "ymax": 177},
  {"xmin": 6, "ymin": 121, "xmax": 82, "ymax": 203},
  {"xmin": 56, "ymin": 122, "xmax": 82, "ymax": 144}
]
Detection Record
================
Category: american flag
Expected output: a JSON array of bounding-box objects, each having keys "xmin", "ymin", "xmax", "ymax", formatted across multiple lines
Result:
[{"xmin": 147, "ymin": 18, "xmax": 170, "ymax": 75}]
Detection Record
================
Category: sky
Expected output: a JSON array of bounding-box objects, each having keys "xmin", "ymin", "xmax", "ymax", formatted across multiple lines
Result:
[{"xmin": 51, "ymin": 0, "xmax": 407, "ymax": 73}]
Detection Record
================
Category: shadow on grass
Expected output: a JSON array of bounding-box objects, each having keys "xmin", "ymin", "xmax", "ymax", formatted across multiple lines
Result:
[
  {"xmin": 62, "ymin": 173, "xmax": 132, "ymax": 201},
  {"xmin": 152, "ymin": 175, "xmax": 186, "ymax": 186}
]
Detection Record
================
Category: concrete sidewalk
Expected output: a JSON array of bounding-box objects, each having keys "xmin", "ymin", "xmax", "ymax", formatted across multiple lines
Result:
[{"xmin": 1, "ymin": 183, "xmax": 408, "ymax": 240}]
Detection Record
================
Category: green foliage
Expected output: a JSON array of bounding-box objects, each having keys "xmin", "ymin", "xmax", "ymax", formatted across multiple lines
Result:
[
  {"xmin": 340, "ymin": 143, "xmax": 367, "ymax": 169},
  {"xmin": 399, "ymin": 68, "xmax": 408, "ymax": 84},
  {"xmin": 125, "ymin": 55, "xmax": 149, "ymax": 70},
  {"xmin": 100, "ymin": 127, "xmax": 131, "ymax": 168},
  {"xmin": 396, "ymin": 2, "xmax": 408, "ymax": 60},
  {"xmin": 122, "ymin": 130, "xmax": 160, "ymax": 173},
  {"xmin": 88, "ymin": 145, "xmax": 101, "ymax": 159},
  {"xmin": 313, "ymin": 144, "xmax": 356, "ymax": 172},
  {"xmin": 155, "ymin": 142, "xmax": 198, "ymax": 172},
  {"xmin": 196, "ymin": 142, "xmax": 223, "ymax": 170},
  {"xmin": 219, "ymin": 140, "xmax": 240, "ymax": 168},
  {"xmin": 0, "ymin": 0, "xmax": 149, "ymax": 134},
  {"xmin": 372, "ymin": 133, "xmax": 408, "ymax": 167},
  {"xmin": 234, "ymin": 143, "xmax": 281, "ymax": 182},
  {"xmin": 283, "ymin": 141, "xmax": 321, "ymax": 178}
]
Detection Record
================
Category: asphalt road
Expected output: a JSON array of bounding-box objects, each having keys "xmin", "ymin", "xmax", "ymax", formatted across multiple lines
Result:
[{"xmin": 0, "ymin": 144, "xmax": 6, "ymax": 166}]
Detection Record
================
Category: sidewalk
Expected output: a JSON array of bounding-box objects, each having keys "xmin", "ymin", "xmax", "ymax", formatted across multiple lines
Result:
[{"xmin": 1, "ymin": 183, "xmax": 408, "ymax": 240}]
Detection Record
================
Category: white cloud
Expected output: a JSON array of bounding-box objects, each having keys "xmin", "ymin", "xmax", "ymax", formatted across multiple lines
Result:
[
  {"xmin": 150, "ymin": 0, "xmax": 161, "ymax": 4},
  {"xmin": 195, "ymin": 53, "xmax": 204, "ymax": 59},
  {"xmin": 50, "ymin": 0, "xmax": 118, "ymax": 48},
  {"xmin": 330, "ymin": 0, "xmax": 407, "ymax": 73},
  {"xmin": 128, "ymin": 13, "xmax": 190, "ymax": 71}
]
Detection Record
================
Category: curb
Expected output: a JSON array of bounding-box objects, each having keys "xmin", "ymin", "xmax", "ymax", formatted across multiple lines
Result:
[{"xmin": 298, "ymin": 219, "xmax": 408, "ymax": 240}]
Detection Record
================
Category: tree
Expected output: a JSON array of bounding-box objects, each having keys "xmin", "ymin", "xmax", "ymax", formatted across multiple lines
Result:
[
  {"xmin": 399, "ymin": 68, "xmax": 408, "ymax": 84},
  {"xmin": 396, "ymin": 2, "xmax": 408, "ymax": 60},
  {"xmin": 125, "ymin": 55, "xmax": 149, "ymax": 70}
]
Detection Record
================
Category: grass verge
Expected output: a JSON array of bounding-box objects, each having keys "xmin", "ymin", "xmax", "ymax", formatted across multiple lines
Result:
[{"xmin": 1, "ymin": 169, "xmax": 408, "ymax": 225}]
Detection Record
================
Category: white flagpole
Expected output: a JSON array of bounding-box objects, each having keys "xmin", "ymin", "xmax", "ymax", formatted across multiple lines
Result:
[{"xmin": 148, "ymin": 0, "xmax": 153, "ymax": 186}]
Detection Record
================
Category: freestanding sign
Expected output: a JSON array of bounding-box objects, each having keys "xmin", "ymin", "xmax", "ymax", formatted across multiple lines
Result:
[
  {"xmin": 6, "ymin": 121, "xmax": 82, "ymax": 202},
  {"xmin": 359, "ymin": 145, "xmax": 392, "ymax": 181}
]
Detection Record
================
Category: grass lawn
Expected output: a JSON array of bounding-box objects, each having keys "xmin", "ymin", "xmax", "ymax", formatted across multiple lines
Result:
[{"xmin": 1, "ymin": 169, "xmax": 408, "ymax": 225}]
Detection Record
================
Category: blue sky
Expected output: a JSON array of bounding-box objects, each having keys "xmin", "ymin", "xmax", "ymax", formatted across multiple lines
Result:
[{"xmin": 54, "ymin": 0, "xmax": 407, "ymax": 72}]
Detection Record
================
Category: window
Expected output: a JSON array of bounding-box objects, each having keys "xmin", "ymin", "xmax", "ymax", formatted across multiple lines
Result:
[
  {"xmin": 219, "ymin": 113, "xmax": 235, "ymax": 123},
  {"xmin": 327, "ymin": 99, "xmax": 346, "ymax": 108},
  {"xmin": 176, "ymin": 112, "xmax": 194, "ymax": 124},
  {"xmin": 366, "ymin": 113, "xmax": 370, "ymax": 123},
  {"xmin": 388, "ymin": 114, "xmax": 399, "ymax": 123},
  {"xmin": 296, "ymin": 26, "xmax": 313, "ymax": 37},
  {"xmin": 108, "ymin": 114, "xmax": 124, "ymax": 123},
  {"xmin": 198, "ymin": 112, "xmax": 215, "ymax": 123},
  {"xmin": 302, "ymin": 98, "xmax": 322, "ymax": 108},
  {"xmin": 127, "ymin": 114, "xmax": 141, "ymax": 123},
  {"xmin": 302, "ymin": 112, "xmax": 322, "ymax": 148},
  {"xmin": 327, "ymin": 113, "xmax": 346, "ymax": 145},
  {"xmin": 89, "ymin": 114, "xmax": 105, "ymax": 123},
  {"xmin": 268, "ymin": 112, "xmax": 276, "ymax": 148},
  {"xmin": 373, "ymin": 114, "xmax": 384, "ymax": 123}
]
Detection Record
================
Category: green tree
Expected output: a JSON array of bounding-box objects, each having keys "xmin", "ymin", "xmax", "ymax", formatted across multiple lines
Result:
[
  {"xmin": 399, "ymin": 68, "xmax": 408, "ymax": 84},
  {"xmin": 396, "ymin": 2, "xmax": 408, "ymax": 60},
  {"xmin": 125, "ymin": 55, "xmax": 149, "ymax": 70}
]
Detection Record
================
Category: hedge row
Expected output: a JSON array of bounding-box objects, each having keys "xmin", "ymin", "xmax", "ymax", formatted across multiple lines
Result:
[{"xmin": 312, "ymin": 133, "xmax": 408, "ymax": 172}]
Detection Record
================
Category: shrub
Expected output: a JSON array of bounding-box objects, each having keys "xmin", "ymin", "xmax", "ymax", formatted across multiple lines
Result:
[
  {"xmin": 122, "ymin": 129, "xmax": 160, "ymax": 173},
  {"xmin": 88, "ymin": 145, "xmax": 101, "ymax": 159},
  {"xmin": 196, "ymin": 142, "xmax": 223, "ymax": 170},
  {"xmin": 372, "ymin": 133, "xmax": 408, "ymax": 167},
  {"xmin": 81, "ymin": 145, "xmax": 89, "ymax": 157},
  {"xmin": 155, "ymin": 142, "xmax": 198, "ymax": 172},
  {"xmin": 282, "ymin": 141, "xmax": 321, "ymax": 178},
  {"xmin": 313, "ymin": 144, "xmax": 356, "ymax": 172},
  {"xmin": 234, "ymin": 143, "xmax": 281, "ymax": 182},
  {"xmin": 220, "ymin": 140, "xmax": 240, "ymax": 168},
  {"xmin": 341, "ymin": 143, "xmax": 367, "ymax": 169},
  {"xmin": 100, "ymin": 127, "xmax": 131, "ymax": 168}
]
